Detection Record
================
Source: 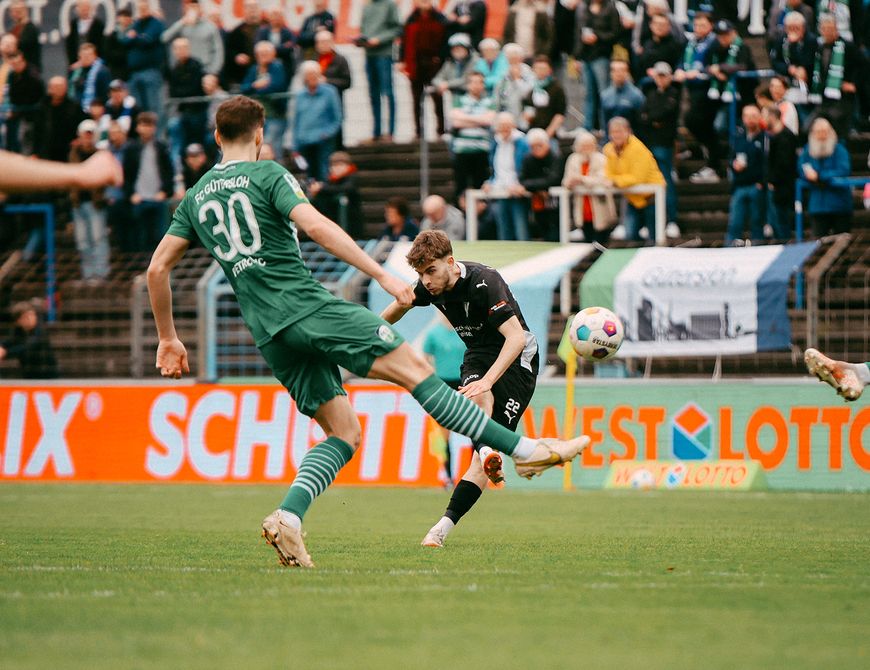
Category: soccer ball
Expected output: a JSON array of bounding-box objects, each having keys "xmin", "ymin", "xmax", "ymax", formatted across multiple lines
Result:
[{"xmin": 568, "ymin": 307, "xmax": 624, "ymax": 362}]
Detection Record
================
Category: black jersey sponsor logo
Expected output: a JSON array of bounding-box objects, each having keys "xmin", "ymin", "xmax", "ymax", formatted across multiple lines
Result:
[{"xmin": 476, "ymin": 280, "xmax": 488, "ymax": 288}]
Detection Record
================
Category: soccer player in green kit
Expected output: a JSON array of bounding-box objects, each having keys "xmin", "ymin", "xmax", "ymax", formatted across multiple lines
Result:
[{"xmin": 147, "ymin": 96, "xmax": 590, "ymax": 568}]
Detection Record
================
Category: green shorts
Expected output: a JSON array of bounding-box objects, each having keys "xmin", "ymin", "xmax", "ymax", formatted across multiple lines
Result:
[{"xmin": 258, "ymin": 300, "xmax": 404, "ymax": 417}]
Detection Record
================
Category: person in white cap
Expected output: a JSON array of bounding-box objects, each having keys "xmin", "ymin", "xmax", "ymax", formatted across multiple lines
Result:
[{"xmin": 69, "ymin": 119, "xmax": 111, "ymax": 282}]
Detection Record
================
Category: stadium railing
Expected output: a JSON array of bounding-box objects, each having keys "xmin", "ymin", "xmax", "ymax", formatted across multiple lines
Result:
[{"xmin": 464, "ymin": 184, "xmax": 665, "ymax": 317}]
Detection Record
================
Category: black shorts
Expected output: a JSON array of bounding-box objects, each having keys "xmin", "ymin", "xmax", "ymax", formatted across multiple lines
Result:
[{"xmin": 460, "ymin": 361, "xmax": 536, "ymax": 432}]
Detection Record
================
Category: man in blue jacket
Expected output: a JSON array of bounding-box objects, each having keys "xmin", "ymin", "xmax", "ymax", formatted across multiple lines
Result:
[
  {"xmin": 725, "ymin": 104, "xmax": 766, "ymax": 245},
  {"xmin": 484, "ymin": 112, "xmax": 530, "ymax": 240},
  {"xmin": 797, "ymin": 116, "xmax": 852, "ymax": 236},
  {"xmin": 293, "ymin": 61, "xmax": 342, "ymax": 182},
  {"xmin": 120, "ymin": 0, "xmax": 165, "ymax": 114},
  {"xmin": 241, "ymin": 41, "xmax": 288, "ymax": 157}
]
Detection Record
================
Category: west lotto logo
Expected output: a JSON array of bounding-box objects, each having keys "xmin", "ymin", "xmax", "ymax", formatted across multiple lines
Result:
[{"xmin": 671, "ymin": 403, "xmax": 712, "ymax": 460}]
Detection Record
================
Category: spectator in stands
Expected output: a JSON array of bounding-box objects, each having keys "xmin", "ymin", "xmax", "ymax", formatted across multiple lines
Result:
[
  {"xmin": 446, "ymin": 1, "xmax": 487, "ymax": 48},
  {"xmin": 297, "ymin": 0, "xmax": 336, "ymax": 60},
  {"xmin": 432, "ymin": 32, "xmax": 479, "ymax": 115},
  {"xmin": 224, "ymin": 0, "xmax": 263, "ymax": 90},
  {"xmin": 638, "ymin": 62, "xmax": 679, "ymax": 230},
  {"xmin": 599, "ymin": 59, "xmax": 644, "ymax": 131},
  {"xmin": 0, "ymin": 299, "xmax": 58, "ymax": 379},
  {"xmin": 676, "ymin": 12, "xmax": 721, "ymax": 183},
  {"xmin": 121, "ymin": 0, "xmax": 165, "ymax": 115},
  {"xmin": 562, "ymin": 130, "xmax": 615, "ymax": 244},
  {"xmin": 485, "ymin": 112, "xmax": 530, "ymax": 241},
  {"xmin": 256, "ymin": 7, "xmax": 297, "ymax": 80},
  {"xmin": 202, "ymin": 73, "xmax": 229, "ymax": 156},
  {"xmin": 180, "ymin": 142, "xmax": 209, "ymax": 190},
  {"xmin": 705, "ymin": 19, "xmax": 755, "ymax": 107},
  {"xmin": 103, "ymin": 7, "xmax": 132, "ymax": 81},
  {"xmin": 315, "ymin": 32, "xmax": 351, "ymax": 148},
  {"xmin": 474, "ymin": 39, "xmax": 507, "ymax": 95},
  {"xmin": 603, "ymin": 116, "xmax": 665, "ymax": 242},
  {"xmin": 767, "ymin": 0, "xmax": 815, "ymax": 46},
  {"xmin": 763, "ymin": 105, "xmax": 799, "ymax": 240},
  {"xmin": 807, "ymin": 14, "xmax": 859, "ymax": 138},
  {"xmin": 551, "ymin": 0, "xmax": 578, "ymax": 78},
  {"xmin": 575, "ymin": 0, "xmax": 621, "ymax": 132},
  {"xmin": 421, "ymin": 194, "xmax": 466, "ymax": 240},
  {"xmin": 162, "ymin": 0, "xmax": 224, "ymax": 76},
  {"xmin": 772, "ymin": 76, "xmax": 801, "ymax": 132},
  {"xmin": 380, "ymin": 196, "xmax": 419, "ymax": 241},
  {"xmin": 769, "ymin": 12, "xmax": 815, "ymax": 100},
  {"xmin": 105, "ymin": 79, "xmax": 140, "ymax": 136},
  {"xmin": 360, "ymin": 0, "xmax": 402, "ymax": 143},
  {"xmin": 309, "ymin": 151, "xmax": 364, "ymax": 238},
  {"xmin": 725, "ymin": 105, "xmax": 767, "ymax": 245},
  {"xmin": 66, "ymin": 0, "xmax": 106, "ymax": 67},
  {"xmin": 6, "ymin": 50, "xmax": 44, "ymax": 155},
  {"xmin": 522, "ymin": 55, "xmax": 567, "ymax": 147},
  {"xmin": 104, "ymin": 121, "xmax": 130, "ymax": 250},
  {"xmin": 450, "ymin": 71, "xmax": 496, "ymax": 202},
  {"xmin": 167, "ymin": 37, "xmax": 207, "ymax": 169},
  {"xmin": 493, "ymin": 43, "xmax": 534, "ymax": 127},
  {"xmin": 123, "ymin": 112, "xmax": 173, "ymax": 251},
  {"xmin": 69, "ymin": 119, "xmax": 110, "ymax": 282},
  {"xmin": 0, "ymin": 33, "xmax": 16, "ymax": 119},
  {"xmin": 292, "ymin": 61, "xmax": 342, "ymax": 182},
  {"xmin": 241, "ymin": 41, "xmax": 288, "ymax": 157},
  {"xmin": 69, "ymin": 43, "xmax": 110, "ymax": 114},
  {"xmin": 635, "ymin": 13, "xmax": 683, "ymax": 85},
  {"xmin": 7, "ymin": 0, "xmax": 39, "ymax": 71},
  {"xmin": 38, "ymin": 77, "xmax": 84, "ymax": 162},
  {"xmin": 87, "ymin": 98, "xmax": 111, "ymax": 147},
  {"xmin": 520, "ymin": 128, "xmax": 563, "ymax": 241},
  {"xmin": 399, "ymin": 0, "xmax": 448, "ymax": 139},
  {"xmin": 798, "ymin": 116, "xmax": 853, "ymax": 236},
  {"xmin": 503, "ymin": 0, "xmax": 554, "ymax": 61},
  {"xmin": 630, "ymin": 0, "xmax": 685, "ymax": 57}
]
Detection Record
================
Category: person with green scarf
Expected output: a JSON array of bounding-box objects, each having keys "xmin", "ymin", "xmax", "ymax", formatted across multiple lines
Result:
[
  {"xmin": 805, "ymin": 13, "xmax": 858, "ymax": 137},
  {"xmin": 705, "ymin": 19, "xmax": 754, "ymax": 106}
]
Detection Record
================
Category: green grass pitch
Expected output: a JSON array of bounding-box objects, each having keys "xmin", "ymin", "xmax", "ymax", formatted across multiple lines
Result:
[{"xmin": 1, "ymin": 484, "xmax": 869, "ymax": 669}]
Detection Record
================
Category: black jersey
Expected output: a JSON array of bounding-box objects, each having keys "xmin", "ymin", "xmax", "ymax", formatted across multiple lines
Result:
[{"xmin": 413, "ymin": 261, "xmax": 539, "ymax": 375}]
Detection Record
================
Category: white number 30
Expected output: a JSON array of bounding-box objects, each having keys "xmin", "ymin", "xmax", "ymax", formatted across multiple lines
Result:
[{"xmin": 198, "ymin": 192, "xmax": 262, "ymax": 261}]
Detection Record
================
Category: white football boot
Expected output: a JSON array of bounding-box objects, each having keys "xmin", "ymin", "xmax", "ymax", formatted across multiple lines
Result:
[
  {"xmin": 262, "ymin": 510, "xmax": 314, "ymax": 568},
  {"xmin": 804, "ymin": 348, "xmax": 864, "ymax": 401},
  {"xmin": 514, "ymin": 436, "xmax": 591, "ymax": 479}
]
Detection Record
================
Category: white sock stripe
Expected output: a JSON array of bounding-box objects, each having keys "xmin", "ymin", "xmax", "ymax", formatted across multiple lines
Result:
[
  {"xmin": 469, "ymin": 413, "xmax": 488, "ymax": 441},
  {"xmin": 317, "ymin": 449, "xmax": 346, "ymax": 472},
  {"xmin": 305, "ymin": 461, "xmax": 338, "ymax": 483},
  {"xmin": 294, "ymin": 473, "xmax": 324, "ymax": 491},
  {"xmin": 427, "ymin": 387, "xmax": 453, "ymax": 416},
  {"xmin": 292, "ymin": 480, "xmax": 318, "ymax": 500},
  {"xmin": 453, "ymin": 398, "xmax": 480, "ymax": 435}
]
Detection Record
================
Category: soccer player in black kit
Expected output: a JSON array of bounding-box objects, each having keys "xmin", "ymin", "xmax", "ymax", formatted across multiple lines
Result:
[{"xmin": 382, "ymin": 231, "xmax": 584, "ymax": 547}]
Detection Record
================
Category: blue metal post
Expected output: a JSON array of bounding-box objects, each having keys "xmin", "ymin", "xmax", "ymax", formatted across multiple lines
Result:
[{"xmin": 4, "ymin": 203, "xmax": 56, "ymax": 321}]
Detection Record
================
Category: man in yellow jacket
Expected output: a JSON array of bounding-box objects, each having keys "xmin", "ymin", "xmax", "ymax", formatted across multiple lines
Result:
[{"xmin": 603, "ymin": 116, "xmax": 665, "ymax": 242}]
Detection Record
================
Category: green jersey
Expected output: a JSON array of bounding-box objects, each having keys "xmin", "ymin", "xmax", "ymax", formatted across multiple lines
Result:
[{"xmin": 167, "ymin": 159, "xmax": 338, "ymax": 346}]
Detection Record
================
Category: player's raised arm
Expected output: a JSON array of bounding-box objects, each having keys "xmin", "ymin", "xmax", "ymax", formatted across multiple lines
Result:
[
  {"xmin": 291, "ymin": 202, "xmax": 414, "ymax": 306},
  {"xmin": 0, "ymin": 149, "xmax": 123, "ymax": 193},
  {"xmin": 460, "ymin": 316, "xmax": 526, "ymax": 398},
  {"xmin": 147, "ymin": 234, "xmax": 191, "ymax": 379}
]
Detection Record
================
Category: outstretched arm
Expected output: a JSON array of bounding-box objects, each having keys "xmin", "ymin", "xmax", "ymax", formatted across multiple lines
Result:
[
  {"xmin": 292, "ymin": 203, "xmax": 414, "ymax": 307},
  {"xmin": 380, "ymin": 300, "xmax": 413, "ymax": 324},
  {"xmin": 147, "ymin": 234, "xmax": 191, "ymax": 379},
  {"xmin": 0, "ymin": 150, "xmax": 122, "ymax": 193}
]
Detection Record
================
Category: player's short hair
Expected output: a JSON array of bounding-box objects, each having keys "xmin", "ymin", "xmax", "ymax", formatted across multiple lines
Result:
[
  {"xmin": 215, "ymin": 95, "xmax": 265, "ymax": 142},
  {"xmin": 406, "ymin": 230, "xmax": 453, "ymax": 271}
]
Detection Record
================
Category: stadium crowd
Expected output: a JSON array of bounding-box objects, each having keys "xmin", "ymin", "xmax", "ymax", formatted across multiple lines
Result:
[{"xmin": 0, "ymin": 0, "xmax": 869, "ymax": 282}]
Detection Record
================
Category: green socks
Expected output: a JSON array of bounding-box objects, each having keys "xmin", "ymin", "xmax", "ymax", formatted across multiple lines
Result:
[
  {"xmin": 411, "ymin": 374, "xmax": 524, "ymax": 456},
  {"xmin": 280, "ymin": 436, "xmax": 355, "ymax": 519}
]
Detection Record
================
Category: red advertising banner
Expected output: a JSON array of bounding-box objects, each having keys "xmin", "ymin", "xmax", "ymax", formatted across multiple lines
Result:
[{"xmin": 0, "ymin": 384, "xmax": 452, "ymax": 485}]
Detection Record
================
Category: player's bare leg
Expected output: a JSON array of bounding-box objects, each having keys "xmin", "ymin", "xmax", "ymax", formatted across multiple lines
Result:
[
  {"xmin": 369, "ymin": 344, "xmax": 588, "ymax": 470},
  {"xmin": 804, "ymin": 348, "xmax": 868, "ymax": 401},
  {"xmin": 263, "ymin": 395, "xmax": 361, "ymax": 568}
]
